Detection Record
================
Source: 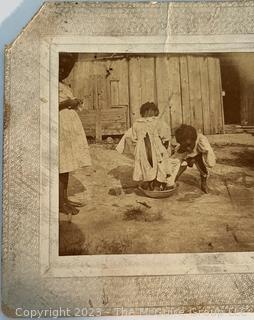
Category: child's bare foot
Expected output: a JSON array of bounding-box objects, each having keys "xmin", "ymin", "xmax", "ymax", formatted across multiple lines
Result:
[
  {"xmin": 141, "ymin": 182, "xmax": 149, "ymax": 190},
  {"xmin": 201, "ymin": 176, "xmax": 209, "ymax": 194},
  {"xmin": 164, "ymin": 185, "xmax": 175, "ymax": 190},
  {"xmin": 67, "ymin": 200, "xmax": 86, "ymax": 207},
  {"xmin": 153, "ymin": 185, "xmax": 161, "ymax": 191},
  {"xmin": 149, "ymin": 181, "xmax": 155, "ymax": 191},
  {"xmin": 60, "ymin": 203, "xmax": 80, "ymax": 215}
]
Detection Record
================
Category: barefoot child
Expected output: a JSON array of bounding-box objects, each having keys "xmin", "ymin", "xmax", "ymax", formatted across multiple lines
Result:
[
  {"xmin": 59, "ymin": 53, "xmax": 92, "ymax": 215},
  {"xmin": 173, "ymin": 124, "xmax": 216, "ymax": 193},
  {"xmin": 131, "ymin": 102, "xmax": 173, "ymax": 190},
  {"xmin": 116, "ymin": 103, "xmax": 171, "ymax": 157}
]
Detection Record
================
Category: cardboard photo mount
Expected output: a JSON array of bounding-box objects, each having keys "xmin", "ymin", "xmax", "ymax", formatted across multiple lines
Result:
[{"xmin": 3, "ymin": 1, "xmax": 254, "ymax": 317}]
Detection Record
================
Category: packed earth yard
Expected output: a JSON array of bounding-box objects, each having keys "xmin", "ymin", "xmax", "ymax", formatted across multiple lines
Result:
[{"xmin": 59, "ymin": 133, "xmax": 254, "ymax": 255}]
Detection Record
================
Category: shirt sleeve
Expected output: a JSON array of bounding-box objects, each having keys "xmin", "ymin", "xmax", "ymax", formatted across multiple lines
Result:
[{"xmin": 197, "ymin": 134, "xmax": 216, "ymax": 168}]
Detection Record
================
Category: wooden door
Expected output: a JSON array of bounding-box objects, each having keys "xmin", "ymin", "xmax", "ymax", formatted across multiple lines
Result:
[{"xmin": 76, "ymin": 61, "xmax": 129, "ymax": 139}]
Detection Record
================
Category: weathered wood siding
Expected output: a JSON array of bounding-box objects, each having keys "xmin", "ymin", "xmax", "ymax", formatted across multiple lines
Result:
[
  {"xmin": 68, "ymin": 55, "xmax": 224, "ymax": 136},
  {"xmin": 157, "ymin": 55, "xmax": 222, "ymax": 134},
  {"xmin": 241, "ymin": 84, "xmax": 254, "ymax": 125}
]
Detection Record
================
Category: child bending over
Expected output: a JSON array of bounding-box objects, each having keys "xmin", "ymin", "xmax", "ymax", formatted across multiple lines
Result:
[{"xmin": 173, "ymin": 124, "xmax": 216, "ymax": 193}]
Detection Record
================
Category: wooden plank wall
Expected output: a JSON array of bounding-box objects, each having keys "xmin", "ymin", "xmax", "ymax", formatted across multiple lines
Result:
[
  {"xmin": 129, "ymin": 55, "xmax": 224, "ymax": 134},
  {"xmin": 129, "ymin": 57, "xmax": 156, "ymax": 121},
  {"xmin": 68, "ymin": 55, "xmax": 224, "ymax": 136},
  {"xmin": 70, "ymin": 59, "xmax": 129, "ymax": 110},
  {"xmin": 156, "ymin": 57, "xmax": 171, "ymax": 126},
  {"xmin": 240, "ymin": 85, "xmax": 254, "ymax": 125}
]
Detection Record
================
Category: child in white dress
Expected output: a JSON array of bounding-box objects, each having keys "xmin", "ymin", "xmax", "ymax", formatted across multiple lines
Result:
[
  {"xmin": 131, "ymin": 102, "xmax": 174, "ymax": 190},
  {"xmin": 116, "ymin": 102, "xmax": 181, "ymax": 190},
  {"xmin": 59, "ymin": 53, "xmax": 92, "ymax": 215}
]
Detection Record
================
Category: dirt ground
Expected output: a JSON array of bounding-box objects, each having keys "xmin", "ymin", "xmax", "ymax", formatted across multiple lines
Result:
[{"xmin": 59, "ymin": 133, "xmax": 254, "ymax": 255}]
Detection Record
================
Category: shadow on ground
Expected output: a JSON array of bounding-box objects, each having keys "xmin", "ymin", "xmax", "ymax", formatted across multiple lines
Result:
[
  {"xmin": 108, "ymin": 165, "xmax": 138, "ymax": 193},
  {"xmin": 216, "ymin": 147, "xmax": 254, "ymax": 168},
  {"xmin": 68, "ymin": 175, "xmax": 86, "ymax": 196},
  {"xmin": 59, "ymin": 221, "xmax": 87, "ymax": 256}
]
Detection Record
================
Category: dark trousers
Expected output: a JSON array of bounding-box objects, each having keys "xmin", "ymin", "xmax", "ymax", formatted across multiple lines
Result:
[{"xmin": 186, "ymin": 153, "xmax": 208, "ymax": 177}]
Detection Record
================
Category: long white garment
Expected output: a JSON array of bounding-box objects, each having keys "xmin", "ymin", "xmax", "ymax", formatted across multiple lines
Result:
[
  {"xmin": 131, "ymin": 117, "xmax": 172, "ymax": 183},
  {"xmin": 59, "ymin": 82, "xmax": 92, "ymax": 173},
  {"xmin": 115, "ymin": 128, "xmax": 133, "ymax": 155},
  {"xmin": 116, "ymin": 118, "xmax": 180, "ymax": 185},
  {"xmin": 116, "ymin": 117, "xmax": 171, "ymax": 156}
]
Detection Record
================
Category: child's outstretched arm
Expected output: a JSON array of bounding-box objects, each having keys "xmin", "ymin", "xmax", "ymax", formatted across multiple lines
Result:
[{"xmin": 157, "ymin": 120, "xmax": 172, "ymax": 154}]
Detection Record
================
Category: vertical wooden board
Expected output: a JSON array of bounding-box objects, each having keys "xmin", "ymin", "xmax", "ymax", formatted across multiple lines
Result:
[
  {"xmin": 249, "ymin": 89, "xmax": 254, "ymax": 125},
  {"xmin": 129, "ymin": 57, "xmax": 142, "ymax": 123},
  {"xmin": 168, "ymin": 56, "xmax": 182, "ymax": 132},
  {"xmin": 199, "ymin": 57, "xmax": 211, "ymax": 134},
  {"xmin": 241, "ymin": 84, "xmax": 254, "ymax": 126},
  {"xmin": 116, "ymin": 59, "xmax": 129, "ymax": 107},
  {"xmin": 187, "ymin": 56, "xmax": 203, "ymax": 132},
  {"xmin": 94, "ymin": 75, "xmax": 102, "ymax": 140},
  {"xmin": 155, "ymin": 56, "xmax": 171, "ymax": 128},
  {"xmin": 140, "ymin": 57, "xmax": 156, "ymax": 104},
  {"xmin": 88, "ymin": 61, "xmax": 95, "ymax": 108},
  {"xmin": 240, "ymin": 85, "xmax": 247, "ymax": 125},
  {"xmin": 71, "ymin": 60, "xmax": 94, "ymax": 108},
  {"xmin": 96, "ymin": 109, "xmax": 102, "ymax": 140},
  {"xmin": 110, "ymin": 80, "xmax": 119, "ymax": 106},
  {"xmin": 82, "ymin": 61, "xmax": 94, "ymax": 110},
  {"xmin": 240, "ymin": 81, "xmax": 252, "ymax": 125},
  {"xmin": 91, "ymin": 74, "xmax": 97, "ymax": 110},
  {"xmin": 82, "ymin": 78, "xmax": 93, "ymax": 110},
  {"xmin": 105, "ymin": 60, "xmax": 120, "ymax": 108},
  {"xmin": 208, "ymin": 57, "xmax": 222, "ymax": 134},
  {"xmin": 216, "ymin": 58, "xmax": 225, "ymax": 132},
  {"xmin": 92, "ymin": 62, "xmax": 108, "ymax": 109},
  {"xmin": 97, "ymin": 75, "xmax": 108, "ymax": 110},
  {"xmin": 179, "ymin": 56, "xmax": 191, "ymax": 126},
  {"xmin": 118, "ymin": 59, "xmax": 130, "ymax": 126},
  {"xmin": 107, "ymin": 59, "xmax": 129, "ymax": 105},
  {"xmin": 79, "ymin": 61, "xmax": 88, "ymax": 98}
]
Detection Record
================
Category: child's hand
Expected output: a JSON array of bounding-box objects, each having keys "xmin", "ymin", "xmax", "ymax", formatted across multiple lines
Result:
[
  {"xmin": 60, "ymin": 98, "xmax": 81, "ymax": 111},
  {"xmin": 71, "ymin": 98, "xmax": 82, "ymax": 109}
]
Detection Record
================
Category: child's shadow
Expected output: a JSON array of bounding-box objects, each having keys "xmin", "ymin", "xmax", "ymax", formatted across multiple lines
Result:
[
  {"xmin": 108, "ymin": 165, "xmax": 138, "ymax": 194},
  {"xmin": 178, "ymin": 173, "xmax": 200, "ymax": 188},
  {"xmin": 59, "ymin": 221, "xmax": 87, "ymax": 255},
  {"xmin": 68, "ymin": 176, "xmax": 86, "ymax": 196}
]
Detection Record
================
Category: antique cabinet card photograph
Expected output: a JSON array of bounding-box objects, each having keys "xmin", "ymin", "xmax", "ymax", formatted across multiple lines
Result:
[{"xmin": 2, "ymin": 0, "xmax": 254, "ymax": 318}]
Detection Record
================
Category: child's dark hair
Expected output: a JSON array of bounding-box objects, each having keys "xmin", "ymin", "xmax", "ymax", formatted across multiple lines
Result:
[
  {"xmin": 175, "ymin": 124, "xmax": 197, "ymax": 144},
  {"xmin": 140, "ymin": 102, "xmax": 159, "ymax": 117}
]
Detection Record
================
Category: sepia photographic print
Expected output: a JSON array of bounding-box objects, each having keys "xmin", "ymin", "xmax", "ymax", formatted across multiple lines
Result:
[
  {"xmin": 59, "ymin": 52, "xmax": 254, "ymax": 257},
  {"xmin": 3, "ymin": 1, "xmax": 254, "ymax": 316}
]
